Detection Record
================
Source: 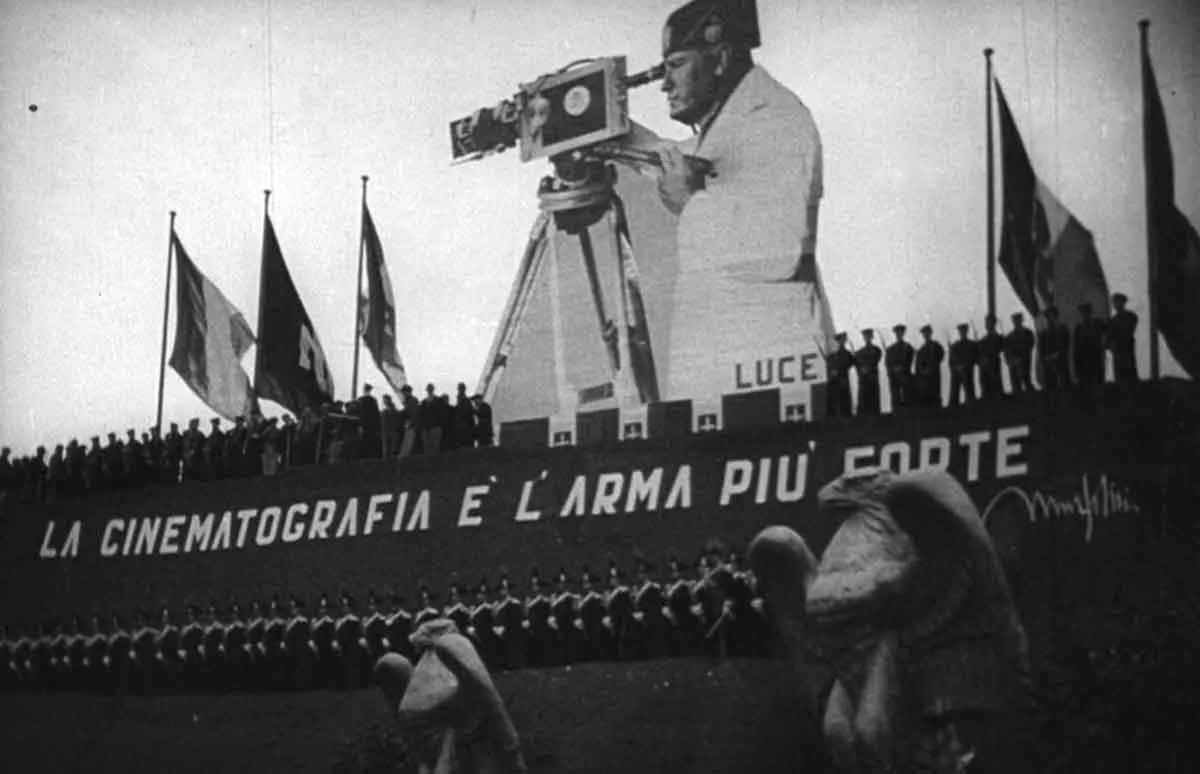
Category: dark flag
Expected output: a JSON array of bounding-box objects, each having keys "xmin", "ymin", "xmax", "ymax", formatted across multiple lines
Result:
[
  {"xmin": 1143, "ymin": 37, "xmax": 1200, "ymax": 379},
  {"xmin": 360, "ymin": 205, "xmax": 408, "ymax": 392},
  {"xmin": 995, "ymin": 81, "xmax": 1110, "ymax": 320},
  {"xmin": 254, "ymin": 215, "xmax": 335, "ymax": 413},
  {"xmin": 168, "ymin": 233, "xmax": 260, "ymax": 420}
]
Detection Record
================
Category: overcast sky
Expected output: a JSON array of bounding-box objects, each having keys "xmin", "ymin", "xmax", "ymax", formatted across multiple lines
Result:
[{"xmin": 2, "ymin": 0, "xmax": 1197, "ymax": 453}]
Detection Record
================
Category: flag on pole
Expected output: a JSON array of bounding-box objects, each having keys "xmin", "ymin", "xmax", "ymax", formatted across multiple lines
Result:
[
  {"xmin": 360, "ymin": 205, "xmax": 408, "ymax": 392},
  {"xmin": 253, "ymin": 215, "xmax": 335, "ymax": 413},
  {"xmin": 167, "ymin": 233, "xmax": 260, "ymax": 420},
  {"xmin": 1143, "ymin": 37, "xmax": 1200, "ymax": 379},
  {"xmin": 995, "ymin": 81, "xmax": 1110, "ymax": 320}
]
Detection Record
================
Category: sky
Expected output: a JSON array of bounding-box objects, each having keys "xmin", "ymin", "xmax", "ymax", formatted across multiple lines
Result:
[{"xmin": 1, "ymin": 0, "xmax": 1197, "ymax": 454}]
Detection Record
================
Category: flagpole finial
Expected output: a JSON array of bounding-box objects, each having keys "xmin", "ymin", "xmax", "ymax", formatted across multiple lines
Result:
[
  {"xmin": 984, "ymin": 47, "xmax": 993, "ymax": 58},
  {"xmin": 1138, "ymin": 19, "xmax": 1149, "ymax": 29}
]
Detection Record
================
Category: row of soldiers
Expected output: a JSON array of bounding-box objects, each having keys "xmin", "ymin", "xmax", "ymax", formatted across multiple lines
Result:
[
  {"xmin": 825, "ymin": 294, "xmax": 1139, "ymax": 417},
  {"xmin": 0, "ymin": 555, "xmax": 770, "ymax": 695},
  {"xmin": 0, "ymin": 382, "xmax": 497, "ymax": 505}
]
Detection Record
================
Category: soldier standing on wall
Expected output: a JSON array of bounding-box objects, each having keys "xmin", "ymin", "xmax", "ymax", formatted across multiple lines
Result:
[
  {"xmin": 1073, "ymin": 302, "xmax": 1106, "ymax": 389},
  {"xmin": 1038, "ymin": 306, "xmax": 1072, "ymax": 391},
  {"xmin": 854, "ymin": 329, "xmax": 882, "ymax": 416},
  {"xmin": 914, "ymin": 325, "xmax": 945, "ymax": 408},
  {"xmin": 1107, "ymin": 292, "xmax": 1139, "ymax": 386},
  {"xmin": 948, "ymin": 323, "xmax": 978, "ymax": 407},
  {"xmin": 825, "ymin": 332, "xmax": 855, "ymax": 418},
  {"xmin": 977, "ymin": 315, "xmax": 1005, "ymax": 400},
  {"xmin": 1004, "ymin": 312, "xmax": 1035, "ymax": 394},
  {"xmin": 885, "ymin": 324, "xmax": 914, "ymax": 411}
]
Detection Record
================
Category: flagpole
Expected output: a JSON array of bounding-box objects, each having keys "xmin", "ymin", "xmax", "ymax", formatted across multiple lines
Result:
[
  {"xmin": 984, "ymin": 47, "xmax": 996, "ymax": 321},
  {"xmin": 255, "ymin": 190, "xmax": 271, "ymax": 397},
  {"xmin": 155, "ymin": 210, "xmax": 177, "ymax": 432},
  {"xmin": 351, "ymin": 175, "xmax": 368, "ymax": 400},
  {"xmin": 1139, "ymin": 19, "xmax": 1160, "ymax": 381}
]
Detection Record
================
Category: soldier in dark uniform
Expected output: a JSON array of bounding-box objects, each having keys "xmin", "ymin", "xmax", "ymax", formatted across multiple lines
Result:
[
  {"xmin": 524, "ymin": 570, "xmax": 554, "ymax": 668},
  {"xmin": 633, "ymin": 561, "xmax": 669, "ymax": 660},
  {"xmin": 107, "ymin": 614, "xmax": 133, "ymax": 695},
  {"xmin": 83, "ymin": 616, "xmax": 109, "ymax": 693},
  {"xmin": 245, "ymin": 600, "xmax": 268, "ymax": 689},
  {"xmin": 380, "ymin": 396, "xmax": 401, "ymax": 458},
  {"xmin": 453, "ymin": 383, "xmax": 477, "ymax": 450},
  {"xmin": 948, "ymin": 323, "xmax": 978, "ymax": 407},
  {"xmin": 142, "ymin": 427, "xmax": 164, "ymax": 487},
  {"xmin": 103, "ymin": 432, "xmax": 124, "ymax": 490},
  {"xmin": 977, "ymin": 315, "xmax": 1006, "ymax": 400},
  {"xmin": 10, "ymin": 626, "xmax": 35, "ymax": 690},
  {"xmin": 223, "ymin": 603, "xmax": 251, "ymax": 691},
  {"xmin": 204, "ymin": 418, "xmax": 226, "ymax": 481},
  {"xmin": 885, "ymin": 324, "xmax": 915, "ymax": 411},
  {"xmin": 854, "ymin": 329, "xmax": 883, "ymax": 416},
  {"xmin": 180, "ymin": 418, "xmax": 205, "ymax": 482},
  {"xmin": 549, "ymin": 570, "xmax": 579, "ymax": 666},
  {"xmin": 414, "ymin": 586, "xmax": 441, "ymax": 628},
  {"xmin": 157, "ymin": 607, "xmax": 185, "ymax": 693},
  {"xmin": 1038, "ymin": 306, "xmax": 1072, "ymax": 391},
  {"xmin": 48, "ymin": 619, "xmax": 71, "ymax": 690},
  {"xmin": 65, "ymin": 439, "xmax": 86, "ymax": 497},
  {"xmin": 120, "ymin": 429, "xmax": 143, "ymax": 488},
  {"xmin": 825, "ymin": 332, "xmax": 855, "ymax": 418},
  {"xmin": 179, "ymin": 605, "xmax": 206, "ymax": 691},
  {"xmin": 260, "ymin": 597, "xmax": 287, "ymax": 689},
  {"xmin": 1107, "ymin": 292, "xmax": 1139, "ymax": 385},
  {"xmin": 282, "ymin": 598, "xmax": 315, "ymax": 690},
  {"xmin": 472, "ymin": 394, "xmax": 495, "ymax": 448},
  {"xmin": 226, "ymin": 417, "xmax": 249, "ymax": 478},
  {"xmin": 1073, "ymin": 302, "xmax": 1107, "ymax": 388},
  {"xmin": 1004, "ymin": 312, "xmax": 1036, "ymax": 394},
  {"xmin": 65, "ymin": 617, "xmax": 90, "ymax": 691},
  {"xmin": 334, "ymin": 594, "xmax": 368, "ymax": 689},
  {"xmin": 468, "ymin": 580, "xmax": 500, "ymax": 670},
  {"xmin": 83, "ymin": 436, "xmax": 103, "ymax": 493},
  {"xmin": 163, "ymin": 422, "xmax": 183, "ymax": 484},
  {"xmin": 604, "ymin": 564, "xmax": 637, "ymax": 661},
  {"xmin": 310, "ymin": 595, "xmax": 337, "ymax": 690},
  {"xmin": 357, "ymin": 383, "xmax": 382, "ymax": 458},
  {"xmin": 201, "ymin": 603, "xmax": 227, "ymax": 691},
  {"xmin": 385, "ymin": 593, "xmax": 414, "ymax": 661},
  {"xmin": 692, "ymin": 553, "xmax": 730, "ymax": 659},
  {"xmin": 914, "ymin": 324, "xmax": 945, "ymax": 408},
  {"xmin": 576, "ymin": 571, "xmax": 609, "ymax": 662},
  {"xmin": 130, "ymin": 610, "xmax": 160, "ymax": 695},
  {"xmin": 494, "ymin": 575, "xmax": 527, "ymax": 671},
  {"xmin": 664, "ymin": 556, "xmax": 703, "ymax": 657},
  {"xmin": 362, "ymin": 592, "xmax": 391, "ymax": 667},
  {"xmin": 443, "ymin": 584, "xmax": 472, "ymax": 634}
]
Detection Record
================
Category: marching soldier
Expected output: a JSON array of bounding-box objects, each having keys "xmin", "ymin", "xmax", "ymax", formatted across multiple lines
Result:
[
  {"xmin": 577, "ymin": 570, "xmax": 609, "ymax": 662},
  {"xmin": 65, "ymin": 617, "xmax": 90, "ymax": 690},
  {"xmin": 84, "ymin": 616, "xmax": 109, "ymax": 693},
  {"xmin": 885, "ymin": 324, "xmax": 915, "ymax": 410},
  {"xmin": 948, "ymin": 323, "xmax": 978, "ymax": 407},
  {"xmin": 414, "ymin": 586, "xmax": 441, "ymax": 628},
  {"xmin": 825, "ymin": 332, "xmax": 855, "ymax": 418},
  {"xmin": 385, "ymin": 593, "xmax": 415, "ymax": 661},
  {"xmin": 854, "ymin": 329, "xmax": 883, "ymax": 416},
  {"xmin": 550, "ymin": 570, "xmax": 579, "ymax": 666},
  {"xmin": 311, "ymin": 595, "xmax": 337, "ymax": 690},
  {"xmin": 633, "ymin": 561, "xmax": 669, "ymax": 660},
  {"xmin": 131, "ymin": 610, "xmax": 160, "ymax": 695},
  {"xmin": 245, "ymin": 600, "xmax": 268, "ymax": 688},
  {"xmin": 524, "ymin": 570, "xmax": 555, "ymax": 668},
  {"xmin": 604, "ymin": 563, "xmax": 637, "ymax": 661},
  {"xmin": 1107, "ymin": 292, "xmax": 1139, "ymax": 385},
  {"xmin": 1004, "ymin": 312, "xmax": 1036, "ymax": 394},
  {"xmin": 11, "ymin": 626, "xmax": 35, "ymax": 690},
  {"xmin": 261, "ymin": 598, "xmax": 288, "ymax": 689},
  {"xmin": 494, "ymin": 575, "xmax": 527, "ymax": 671},
  {"xmin": 469, "ymin": 580, "xmax": 500, "ymax": 670},
  {"xmin": 49, "ymin": 619, "xmax": 72, "ymax": 690},
  {"xmin": 977, "ymin": 315, "xmax": 1005, "ymax": 400},
  {"xmin": 1073, "ymin": 302, "xmax": 1106, "ymax": 388},
  {"xmin": 443, "ymin": 584, "xmax": 473, "ymax": 634},
  {"xmin": 1039, "ymin": 306, "xmax": 1072, "ymax": 391},
  {"xmin": 914, "ymin": 325, "xmax": 945, "ymax": 408},
  {"xmin": 180, "ymin": 605, "xmax": 206, "ymax": 691},
  {"xmin": 284, "ymin": 598, "xmax": 316, "ymax": 690},
  {"xmin": 107, "ymin": 614, "xmax": 133, "ymax": 695},
  {"xmin": 334, "ymin": 594, "xmax": 368, "ymax": 689}
]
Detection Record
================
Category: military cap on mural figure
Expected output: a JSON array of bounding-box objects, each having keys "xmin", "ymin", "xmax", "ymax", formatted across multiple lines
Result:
[{"xmin": 748, "ymin": 469, "xmax": 1034, "ymax": 772}]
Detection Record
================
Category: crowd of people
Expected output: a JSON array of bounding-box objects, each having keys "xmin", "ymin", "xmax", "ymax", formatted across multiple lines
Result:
[
  {"xmin": 0, "ymin": 548, "xmax": 770, "ymax": 695},
  {"xmin": 0, "ymin": 381, "xmax": 495, "ymax": 505},
  {"xmin": 824, "ymin": 293, "xmax": 1140, "ymax": 417}
]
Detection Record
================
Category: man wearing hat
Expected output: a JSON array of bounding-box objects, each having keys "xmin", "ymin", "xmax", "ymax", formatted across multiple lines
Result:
[
  {"xmin": 397, "ymin": 384, "xmax": 419, "ymax": 458},
  {"xmin": 1106, "ymin": 292, "xmax": 1138, "ymax": 385},
  {"xmin": 885, "ymin": 324, "xmax": 915, "ymax": 410},
  {"xmin": 854, "ymin": 329, "xmax": 882, "ymax": 416},
  {"xmin": 1038, "ymin": 306, "xmax": 1071, "ymax": 392},
  {"xmin": 356, "ymin": 383, "xmax": 382, "ymax": 459},
  {"xmin": 1004, "ymin": 312, "xmax": 1035, "ymax": 394},
  {"xmin": 914, "ymin": 324, "xmax": 945, "ymax": 408},
  {"xmin": 948, "ymin": 323, "xmax": 978, "ymax": 407},
  {"xmin": 654, "ymin": 0, "xmax": 834, "ymax": 402},
  {"xmin": 977, "ymin": 315, "xmax": 1006, "ymax": 400},
  {"xmin": 825, "ymin": 333, "xmax": 854, "ymax": 418},
  {"xmin": 472, "ymin": 392, "xmax": 495, "ymax": 448},
  {"xmin": 1073, "ymin": 302, "xmax": 1106, "ymax": 388}
]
